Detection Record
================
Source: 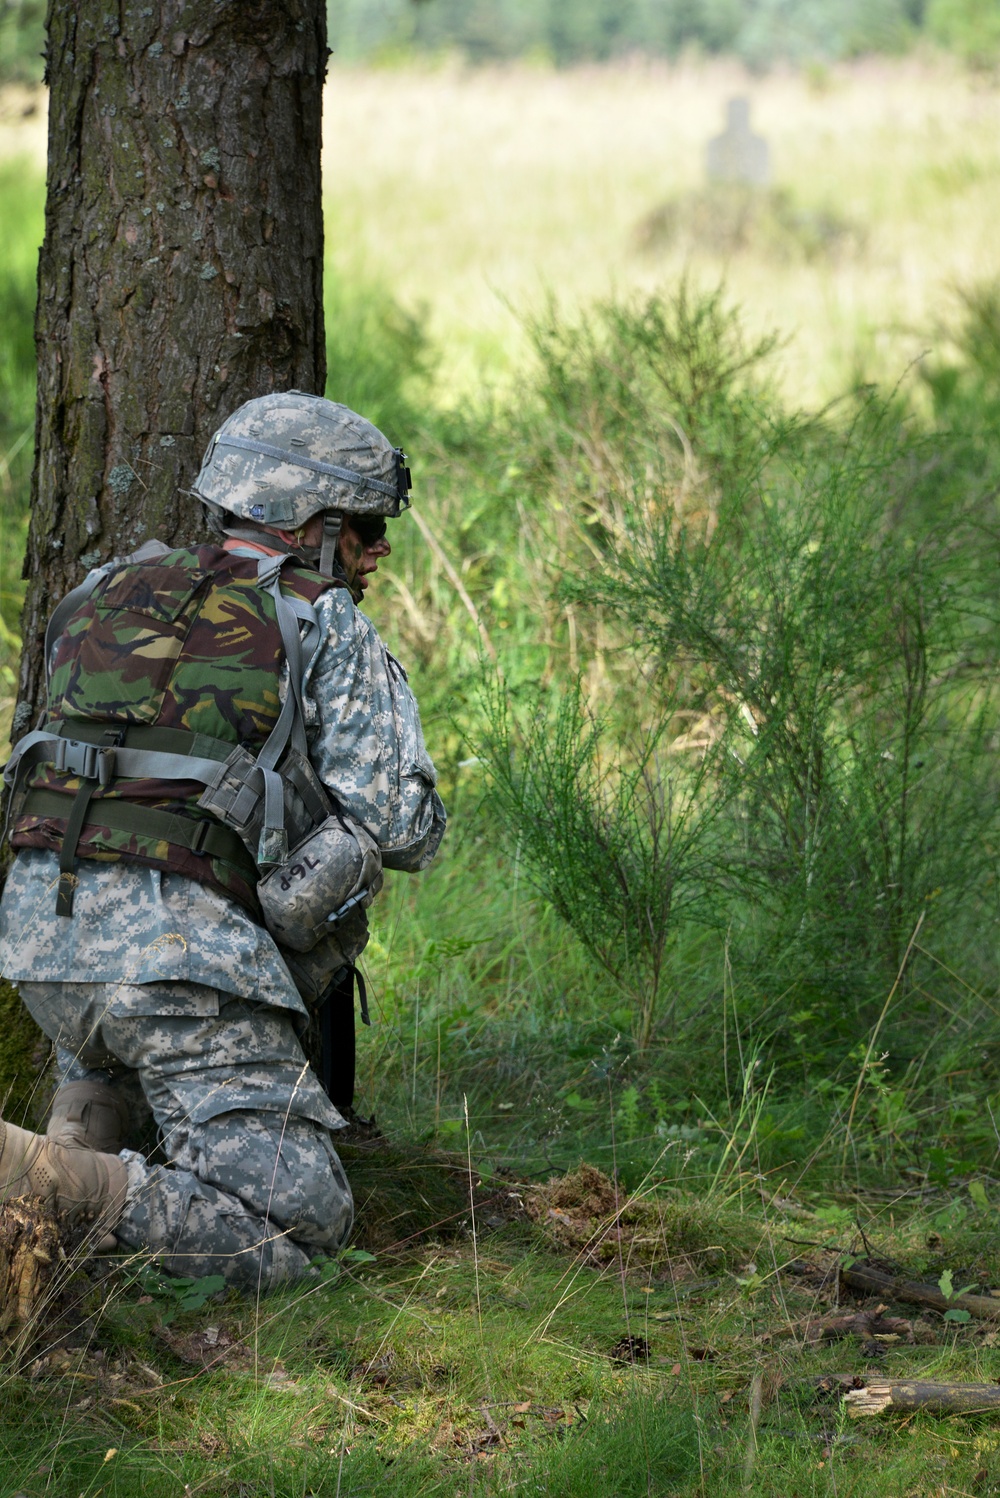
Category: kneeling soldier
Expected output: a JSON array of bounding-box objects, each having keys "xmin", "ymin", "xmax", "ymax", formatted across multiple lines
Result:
[{"xmin": 0, "ymin": 394, "xmax": 446, "ymax": 1287}]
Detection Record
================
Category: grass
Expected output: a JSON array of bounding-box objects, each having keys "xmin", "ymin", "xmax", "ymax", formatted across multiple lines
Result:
[
  {"xmin": 7, "ymin": 56, "xmax": 1000, "ymax": 410},
  {"xmin": 319, "ymin": 54, "xmax": 1000, "ymax": 409},
  {"xmin": 6, "ymin": 1157, "xmax": 1000, "ymax": 1496}
]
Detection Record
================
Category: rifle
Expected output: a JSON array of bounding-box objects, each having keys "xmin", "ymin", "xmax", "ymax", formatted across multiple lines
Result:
[{"xmin": 317, "ymin": 964, "xmax": 370, "ymax": 1113}]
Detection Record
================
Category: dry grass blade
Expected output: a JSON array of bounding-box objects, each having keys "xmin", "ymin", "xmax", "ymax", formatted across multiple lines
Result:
[{"xmin": 409, "ymin": 507, "xmax": 498, "ymax": 665}]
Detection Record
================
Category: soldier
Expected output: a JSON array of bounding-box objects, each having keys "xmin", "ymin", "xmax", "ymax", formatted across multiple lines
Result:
[{"xmin": 0, "ymin": 393, "xmax": 446, "ymax": 1288}]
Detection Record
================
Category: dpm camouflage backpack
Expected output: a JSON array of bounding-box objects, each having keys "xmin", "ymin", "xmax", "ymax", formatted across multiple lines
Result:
[{"xmin": 5, "ymin": 541, "xmax": 340, "ymax": 917}]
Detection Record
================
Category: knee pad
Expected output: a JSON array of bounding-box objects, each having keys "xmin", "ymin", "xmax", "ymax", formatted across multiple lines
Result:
[{"xmin": 170, "ymin": 1111, "xmax": 353, "ymax": 1251}]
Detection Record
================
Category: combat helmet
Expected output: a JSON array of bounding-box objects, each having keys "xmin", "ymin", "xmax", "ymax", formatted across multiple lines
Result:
[{"xmin": 192, "ymin": 392, "xmax": 411, "ymax": 576}]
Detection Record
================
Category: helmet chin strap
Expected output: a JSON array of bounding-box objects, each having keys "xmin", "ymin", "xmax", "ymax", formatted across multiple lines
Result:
[
  {"xmin": 221, "ymin": 517, "xmax": 364, "ymax": 604},
  {"xmin": 319, "ymin": 513, "xmax": 342, "ymax": 579}
]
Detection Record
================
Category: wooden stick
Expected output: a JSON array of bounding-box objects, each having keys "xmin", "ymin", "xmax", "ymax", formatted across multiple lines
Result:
[
  {"xmin": 840, "ymin": 1261, "xmax": 1000, "ymax": 1321},
  {"xmin": 845, "ymin": 1381, "xmax": 1000, "ymax": 1417}
]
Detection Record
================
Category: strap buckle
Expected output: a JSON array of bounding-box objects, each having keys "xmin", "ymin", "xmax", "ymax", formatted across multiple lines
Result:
[
  {"xmin": 93, "ymin": 727, "xmax": 125, "ymax": 786},
  {"xmin": 94, "ymin": 728, "xmax": 125, "ymax": 786},
  {"xmin": 325, "ymin": 887, "xmax": 370, "ymax": 928},
  {"xmin": 52, "ymin": 737, "xmax": 118, "ymax": 786}
]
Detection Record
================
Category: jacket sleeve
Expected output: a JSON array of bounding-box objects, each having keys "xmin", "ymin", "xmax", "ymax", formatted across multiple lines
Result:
[{"xmin": 302, "ymin": 589, "xmax": 446, "ymax": 871}]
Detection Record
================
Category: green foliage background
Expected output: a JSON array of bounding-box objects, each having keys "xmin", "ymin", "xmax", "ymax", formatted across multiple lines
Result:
[
  {"xmin": 4, "ymin": 0, "xmax": 1000, "ymax": 81},
  {"xmin": 327, "ymin": 0, "xmax": 989, "ymax": 68},
  {"xmin": 0, "ymin": 0, "xmax": 44, "ymax": 84}
]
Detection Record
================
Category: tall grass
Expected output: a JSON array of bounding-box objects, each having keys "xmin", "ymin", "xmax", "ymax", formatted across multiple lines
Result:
[{"xmin": 319, "ymin": 59, "xmax": 1000, "ymax": 411}]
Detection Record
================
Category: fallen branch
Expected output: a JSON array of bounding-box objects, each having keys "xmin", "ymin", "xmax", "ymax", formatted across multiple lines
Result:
[
  {"xmin": 806, "ymin": 1372, "xmax": 1000, "ymax": 1416},
  {"xmin": 844, "ymin": 1381, "xmax": 1000, "ymax": 1418},
  {"xmin": 767, "ymin": 1308, "xmax": 915, "ymax": 1345},
  {"xmin": 840, "ymin": 1261, "xmax": 1000, "ymax": 1321}
]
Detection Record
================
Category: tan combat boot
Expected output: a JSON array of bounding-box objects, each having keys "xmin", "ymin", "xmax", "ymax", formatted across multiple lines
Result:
[
  {"xmin": 47, "ymin": 1081, "xmax": 130, "ymax": 1155},
  {"xmin": 0, "ymin": 1117, "xmax": 128, "ymax": 1233}
]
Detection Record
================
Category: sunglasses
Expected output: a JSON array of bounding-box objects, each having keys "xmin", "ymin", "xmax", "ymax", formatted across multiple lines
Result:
[
  {"xmin": 351, "ymin": 515, "xmax": 388, "ymax": 547},
  {"xmin": 351, "ymin": 524, "xmax": 389, "ymax": 554}
]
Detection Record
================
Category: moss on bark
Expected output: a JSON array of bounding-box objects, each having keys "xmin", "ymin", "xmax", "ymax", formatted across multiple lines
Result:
[{"xmin": 0, "ymin": 979, "xmax": 48, "ymax": 1127}]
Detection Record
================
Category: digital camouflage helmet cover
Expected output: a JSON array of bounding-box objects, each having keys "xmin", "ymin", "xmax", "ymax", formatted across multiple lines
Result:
[{"xmin": 192, "ymin": 392, "xmax": 411, "ymax": 576}]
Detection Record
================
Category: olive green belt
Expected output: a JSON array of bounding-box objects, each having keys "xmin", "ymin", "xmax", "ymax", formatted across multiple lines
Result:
[{"xmin": 19, "ymin": 787, "xmax": 259, "ymax": 891}]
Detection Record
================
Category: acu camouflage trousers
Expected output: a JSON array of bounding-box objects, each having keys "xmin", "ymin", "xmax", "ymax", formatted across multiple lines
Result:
[{"xmin": 19, "ymin": 980, "xmax": 353, "ymax": 1290}]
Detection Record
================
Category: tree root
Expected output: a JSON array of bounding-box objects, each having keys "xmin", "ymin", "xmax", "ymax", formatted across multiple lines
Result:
[{"xmin": 0, "ymin": 1195, "xmax": 64, "ymax": 1346}]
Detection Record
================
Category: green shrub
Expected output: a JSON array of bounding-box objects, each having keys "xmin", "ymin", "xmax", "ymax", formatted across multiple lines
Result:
[
  {"xmin": 0, "ymin": 0, "xmax": 45, "ymax": 85},
  {"xmin": 480, "ymin": 286, "xmax": 1000, "ymax": 1067},
  {"xmin": 327, "ymin": 0, "xmax": 920, "ymax": 65},
  {"xmin": 927, "ymin": 0, "xmax": 1000, "ymax": 66}
]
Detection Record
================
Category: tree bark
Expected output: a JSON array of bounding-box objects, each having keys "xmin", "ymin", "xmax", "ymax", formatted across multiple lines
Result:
[{"xmin": 15, "ymin": 0, "xmax": 328, "ymax": 736}]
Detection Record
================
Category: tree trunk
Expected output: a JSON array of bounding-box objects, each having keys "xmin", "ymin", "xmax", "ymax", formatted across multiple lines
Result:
[{"xmin": 14, "ymin": 0, "xmax": 328, "ymax": 737}]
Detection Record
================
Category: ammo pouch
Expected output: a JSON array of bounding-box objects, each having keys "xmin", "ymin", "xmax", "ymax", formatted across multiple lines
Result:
[
  {"xmin": 257, "ymin": 812, "xmax": 383, "ymax": 952},
  {"xmin": 197, "ymin": 742, "xmax": 333, "ymax": 867},
  {"xmin": 195, "ymin": 744, "xmax": 383, "ymax": 948}
]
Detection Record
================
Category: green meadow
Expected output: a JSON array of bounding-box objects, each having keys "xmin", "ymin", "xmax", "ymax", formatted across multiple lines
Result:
[{"xmin": 1, "ymin": 54, "xmax": 1000, "ymax": 1496}]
